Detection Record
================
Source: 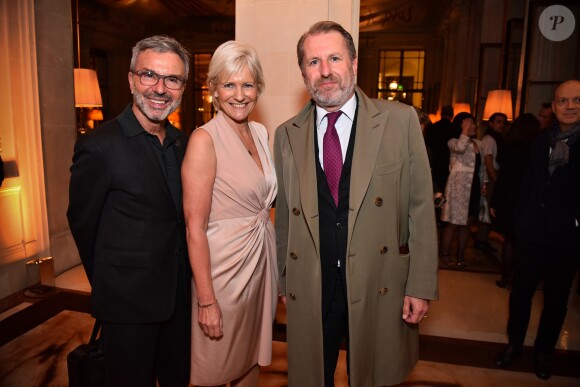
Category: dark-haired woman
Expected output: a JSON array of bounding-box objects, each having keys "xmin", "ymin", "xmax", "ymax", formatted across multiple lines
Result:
[{"xmin": 440, "ymin": 113, "xmax": 488, "ymax": 268}]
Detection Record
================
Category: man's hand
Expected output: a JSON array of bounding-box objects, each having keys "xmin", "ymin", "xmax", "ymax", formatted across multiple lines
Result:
[
  {"xmin": 279, "ymin": 294, "xmax": 287, "ymax": 305},
  {"xmin": 402, "ymin": 296, "xmax": 429, "ymax": 324}
]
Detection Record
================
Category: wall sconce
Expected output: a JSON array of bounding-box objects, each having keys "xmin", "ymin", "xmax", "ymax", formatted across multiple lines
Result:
[
  {"xmin": 86, "ymin": 108, "xmax": 103, "ymax": 129},
  {"xmin": 483, "ymin": 90, "xmax": 513, "ymax": 121},
  {"xmin": 73, "ymin": 0, "xmax": 102, "ymax": 135},
  {"xmin": 168, "ymin": 108, "xmax": 181, "ymax": 129},
  {"xmin": 74, "ymin": 69, "xmax": 102, "ymax": 134},
  {"xmin": 453, "ymin": 102, "xmax": 471, "ymax": 115},
  {"xmin": 428, "ymin": 113, "xmax": 440, "ymax": 123}
]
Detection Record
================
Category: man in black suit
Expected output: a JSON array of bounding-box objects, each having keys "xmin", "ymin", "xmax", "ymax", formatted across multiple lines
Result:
[
  {"xmin": 67, "ymin": 35, "xmax": 191, "ymax": 387},
  {"xmin": 425, "ymin": 104, "xmax": 455, "ymax": 195},
  {"xmin": 425, "ymin": 105, "xmax": 456, "ymax": 226},
  {"xmin": 495, "ymin": 79, "xmax": 580, "ymax": 380}
]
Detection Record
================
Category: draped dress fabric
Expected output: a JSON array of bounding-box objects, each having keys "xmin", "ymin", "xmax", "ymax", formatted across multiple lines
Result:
[{"xmin": 190, "ymin": 112, "xmax": 278, "ymax": 385}]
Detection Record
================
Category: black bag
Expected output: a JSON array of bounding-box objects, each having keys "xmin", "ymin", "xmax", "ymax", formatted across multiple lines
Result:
[{"xmin": 67, "ymin": 320, "xmax": 105, "ymax": 387}]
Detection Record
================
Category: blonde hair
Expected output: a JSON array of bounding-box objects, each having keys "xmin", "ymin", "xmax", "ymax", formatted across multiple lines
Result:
[{"xmin": 207, "ymin": 41, "xmax": 265, "ymax": 109}]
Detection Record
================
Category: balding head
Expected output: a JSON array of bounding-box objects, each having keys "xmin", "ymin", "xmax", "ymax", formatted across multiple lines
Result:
[{"xmin": 552, "ymin": 79, "xmax": 580, "ymax": 131}]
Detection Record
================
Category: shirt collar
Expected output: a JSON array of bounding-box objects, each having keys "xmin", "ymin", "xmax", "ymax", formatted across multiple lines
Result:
[
  {"xmin": 118, "ymin": 103, "xmax": 179, "ymax": 144},
  {"xmin": 315, "ymin": 93, "xmax": 357, "ymax": 128}
]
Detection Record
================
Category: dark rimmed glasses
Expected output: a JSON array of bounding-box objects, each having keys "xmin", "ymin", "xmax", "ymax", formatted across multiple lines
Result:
[{"xmin": 131, "ymin": 70, "xmax": 185, "ymax": 90}]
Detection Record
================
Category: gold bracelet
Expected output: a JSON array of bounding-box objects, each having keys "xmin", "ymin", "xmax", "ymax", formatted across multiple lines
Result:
[{"xmin": 197, "ymin": 299, "xmax": 218, "ymax": 308}]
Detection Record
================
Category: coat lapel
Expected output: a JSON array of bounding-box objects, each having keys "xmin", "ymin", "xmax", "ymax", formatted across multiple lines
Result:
[
  {"xmin": 285, "ymin": 89, "xmax": 387, "ymax": 255},
  {"xmin": 286, "ymin": 102, "xmax": 321, "ymax": 255},
  {"xmin": 348, "ymin": 88, "xmax": 387, "ymax": 242}
]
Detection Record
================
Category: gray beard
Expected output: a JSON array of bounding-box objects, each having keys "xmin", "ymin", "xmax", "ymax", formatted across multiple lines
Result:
[
  {"xmin": 133, "ymin": 92, "xmax": 181, "ymax": 122},
  {"xmin": 307, "ymin": 82, "xmax": 354, "ymax": 109}
]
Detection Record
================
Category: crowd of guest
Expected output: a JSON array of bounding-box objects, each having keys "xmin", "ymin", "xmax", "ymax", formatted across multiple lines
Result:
[
  {"xmin": 422, "ymin": 98, "xmax": 570, "ymax": 274},
  {"xmin": 421, "ymin": 79, "xmax": 580, "ymax": 381}
]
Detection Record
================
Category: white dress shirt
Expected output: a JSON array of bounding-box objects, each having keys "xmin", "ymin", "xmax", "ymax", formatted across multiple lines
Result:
[{"xmin": 316, "ymin": 94, "xmax": 357, "ymax": 169}]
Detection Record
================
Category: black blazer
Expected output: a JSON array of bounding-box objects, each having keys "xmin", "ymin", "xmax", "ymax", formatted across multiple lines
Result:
[
  {"xmin": 514, "ymin": 129, "xmax": 580, "ymax": 253},
  {"xmin": 67, "ymin": 106, "xmax": 188, "ymax": 323}
]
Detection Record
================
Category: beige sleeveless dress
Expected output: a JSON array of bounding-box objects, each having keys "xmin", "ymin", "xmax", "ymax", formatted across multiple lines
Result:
[{"xmin": 190, "ymin": 112, "xmax": 278, "ymax": 385}]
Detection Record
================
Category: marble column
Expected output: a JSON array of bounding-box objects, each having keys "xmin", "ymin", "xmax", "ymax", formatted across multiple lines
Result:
[{"xmin": 236, "ymin": 0, "xmax": 360, "ymax": 143}]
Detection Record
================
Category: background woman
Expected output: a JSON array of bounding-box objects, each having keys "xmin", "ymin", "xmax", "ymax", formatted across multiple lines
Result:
[
  {"xmin": 182, "ymin": 41, "xmax": 277, "ymax": 387},
  {"xmin": 440, "ymin": 112, "xmax": 487, "ymax": 268}
]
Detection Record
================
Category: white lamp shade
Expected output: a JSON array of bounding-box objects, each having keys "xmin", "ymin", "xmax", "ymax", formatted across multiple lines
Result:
[
  {"xmin": 483, "ymin": 90, "xmax": 513, "ymax": 121},
  {"xmin": 74, "ymin": 68, "xmax": 103, "ymax": 107}
]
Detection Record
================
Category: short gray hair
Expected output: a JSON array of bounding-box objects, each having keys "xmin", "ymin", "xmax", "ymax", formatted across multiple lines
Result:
[
  {"xmin": 207, "ymin": 41, "xmax": 265, "ymax": 110},
  {"xmin": 130, "ymin": 35, "xmax": 190, "ymax": 81}
]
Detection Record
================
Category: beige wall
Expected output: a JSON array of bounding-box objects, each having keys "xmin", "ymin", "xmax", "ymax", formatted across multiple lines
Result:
[
  {"xmin": 236, "ymin": 0, "xmax": 360, "ymax": 143},
  {"xmin": 0, "ymin": 0, "xmax": 79, "ymax": 299},
  {"xmin": 35, "ymin": 0, "xmax": 80, "ymax": 276},
  {"xmin": 0, "ymin": 0, "xmax": 50, "ymax": 298}
]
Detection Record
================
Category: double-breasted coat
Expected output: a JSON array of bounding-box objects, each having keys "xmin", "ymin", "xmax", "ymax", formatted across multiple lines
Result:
[{"xmin": 274, "ymin": 87, "xmax": 439, "ymax": 386}]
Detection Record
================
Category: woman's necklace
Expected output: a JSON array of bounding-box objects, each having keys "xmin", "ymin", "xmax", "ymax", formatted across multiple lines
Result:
[{"xmin": 237, "ymin": 124, "xmax": 255, "ymax": 156}]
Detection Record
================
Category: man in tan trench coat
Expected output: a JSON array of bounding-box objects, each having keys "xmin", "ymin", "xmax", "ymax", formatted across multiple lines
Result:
[{"xmin": 274, "ymin": 21, "xmax": 439, "ymax": 386}]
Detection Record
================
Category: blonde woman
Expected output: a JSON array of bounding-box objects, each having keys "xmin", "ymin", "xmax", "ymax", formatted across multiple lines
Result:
[{"xmin": 182, "ymin": 41, "xmax": 277, "ymax": 387}]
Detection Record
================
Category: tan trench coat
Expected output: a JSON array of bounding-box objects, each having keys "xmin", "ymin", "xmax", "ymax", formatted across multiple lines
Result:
[{"xmin": 274, "ymin": 87, "xmax": 439, "ymax": 386}]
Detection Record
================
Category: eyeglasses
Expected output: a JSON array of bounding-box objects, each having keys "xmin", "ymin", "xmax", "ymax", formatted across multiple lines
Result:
[{"xmin": 131, "ymin": 70, "xmax": 185, "ymax": 90}]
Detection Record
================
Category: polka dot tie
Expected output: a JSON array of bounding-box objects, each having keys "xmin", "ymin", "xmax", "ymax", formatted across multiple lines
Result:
[{"xmin": 323, "ymin": 111, "xmax": 343, "ymax": 207}]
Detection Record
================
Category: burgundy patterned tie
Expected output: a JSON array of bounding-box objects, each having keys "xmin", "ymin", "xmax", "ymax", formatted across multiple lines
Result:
[{"xmin": 323, "ymin": 110, "xmax": 343, "ymax": 207}]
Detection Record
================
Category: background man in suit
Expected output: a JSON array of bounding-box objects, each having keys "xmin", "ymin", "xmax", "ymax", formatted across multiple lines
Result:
[
  {"xmin": 425, "ymin": 104, "xmax": 455, "ymax": 195},
  {"xmin": 425, "ymin": 105, "xmax": 455, "ymax": 226},
  {"xmin": 274, "ymin": 21, "xmax": 438, "ymax": 386},
  {"xmin": 67, "ymin": 35, "xmax": 191, "ymax": 386},
  {"xmin": 495, "ymin": 79, "xmax": 580, "ymax": 380},
  {"xmin": 538, "ymin": 102, "xmax": 555, "ymax": 131}
]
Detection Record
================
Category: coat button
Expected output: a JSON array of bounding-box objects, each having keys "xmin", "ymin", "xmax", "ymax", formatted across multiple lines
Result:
[
  {"xmin": 289, "ymin": 292, "xmax": 296, "ymax": 301},
  {"xmin": 375, "ymin": 197, "xmax": 383, "ymax": 206},
  {"xmin": 292, "ymin": 207, "xmax": 301, "ymax": 215},
  {"xmin": 380, "ymin": 246, "xmax": 388, "ymax": 255},
  {"xmin": 378, "ymin": 287, "xmax": 388, "ymax": 295},
  {"xmin": 336, "ymin": 222, "xmax": 343, "ymax": 229},
  {"xmin": 289, "ymin": 252, "xmax": 297, "ymax": 260}
]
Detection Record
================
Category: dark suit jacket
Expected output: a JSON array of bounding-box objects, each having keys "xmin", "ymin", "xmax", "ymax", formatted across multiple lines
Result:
[
  {"xmin": 425, "ymin": 117, "xmax": 456, "ymax": 191},
  {"xmin": 67, "ymin": 105, "xmax": 188, "ymax": 323},
  {"xmin": 514, "ymin": 128, "xmax": 580, "ymax": 253}
]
